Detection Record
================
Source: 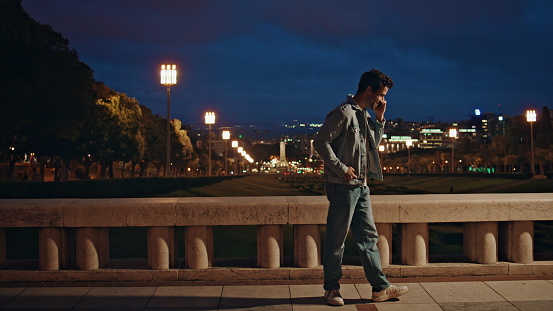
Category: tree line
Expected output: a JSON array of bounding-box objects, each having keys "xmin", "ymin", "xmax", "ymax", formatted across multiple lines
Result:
[{"xmin": 0, "ymin": 0, "xmax": 196, "ymax": 180}]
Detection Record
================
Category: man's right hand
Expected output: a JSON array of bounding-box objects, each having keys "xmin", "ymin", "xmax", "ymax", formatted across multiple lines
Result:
[{"xmin": 342, "ymin": 166, "xmax": 358, "ymax": 181}]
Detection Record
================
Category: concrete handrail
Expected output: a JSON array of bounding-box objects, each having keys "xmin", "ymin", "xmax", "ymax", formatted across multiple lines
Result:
[
  {"xmin": 1, "ymin": 193, "xmax": 552, "ymax": 227},
  {"xmin": 0, "ymin": 193, "xmax": 552, "ymax": 284}
]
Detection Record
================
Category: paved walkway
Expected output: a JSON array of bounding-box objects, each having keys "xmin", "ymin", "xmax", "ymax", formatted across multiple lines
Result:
[{"xmin": 1, "ymin": 280, "xmax": 552, "ymax": 310}]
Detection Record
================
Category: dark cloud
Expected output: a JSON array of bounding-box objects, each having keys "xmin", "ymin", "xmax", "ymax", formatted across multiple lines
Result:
[{"xmin": 22, "ymin": 0, "xmax": 553, "ymax": 124}]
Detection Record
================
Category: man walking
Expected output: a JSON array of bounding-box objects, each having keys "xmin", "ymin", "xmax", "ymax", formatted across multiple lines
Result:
[{"xmin": 313, "ymin": 69, "xmax": 408, "ymax": 306}]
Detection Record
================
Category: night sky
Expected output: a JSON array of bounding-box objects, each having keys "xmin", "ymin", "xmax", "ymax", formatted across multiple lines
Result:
[{"xmin": 22, "ymin": 0, "xmax": 553, "ymax": 126}]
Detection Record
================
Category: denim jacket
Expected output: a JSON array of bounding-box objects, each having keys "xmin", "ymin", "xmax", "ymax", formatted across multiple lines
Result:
[{"xmin": 313, "ymin": 95, "xmax": 385, "ymax": 185}]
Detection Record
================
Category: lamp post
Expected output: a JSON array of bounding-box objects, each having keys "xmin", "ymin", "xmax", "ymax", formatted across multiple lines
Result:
[
  {"xmin": 222, "ymin": 130, "xmax": 230, "ymax": 175},
  {"xmin": 241, "ymin": 150, "xmax": 247, "ymax": 174},
  {"xmin": 160, "ymin": 64, "xmax": 177, "ymax": 177},
  {"xmin": 406, "ymin": 139, "xmax": 412, "ymax": 175},
  {"xmin": 205, "ymin": 112, "xmax": 215, "ymax": 176},
  {"xmin": 237, "ymin": 146, "xmax": 243, "ymax": 175},
  {"xmin": 231, "ymin": 140, "xmax": 238, "ymax": 175},
  {"xmin": 526, "ymin": 110, "xmax": 537, "ymax": 178},
  {"xmin": 449, "ymin": 128, "xmax": 457, "ymax": 173}
]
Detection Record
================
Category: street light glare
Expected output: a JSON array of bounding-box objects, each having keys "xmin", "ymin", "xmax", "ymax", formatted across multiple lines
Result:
[
  {"xmin": 449, "ymin": 128, "xmax": 457, "ymax": 138},
  {"xmin": 160, "ymin": 64, "xmax": 177, "ymax": 85},
  {"xmin": 205, "ymin": 111, "xmax": 215, "ymax": 124},
  {"xmin": 526, "ymin": 110, "xmax": 537, "ymax": 122},
  {"xmin": 222, "ymin": 130, "xmax": 230, "ymax": 140}
]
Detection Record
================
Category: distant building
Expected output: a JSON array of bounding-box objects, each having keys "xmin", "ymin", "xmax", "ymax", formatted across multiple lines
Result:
[{"xmin": 419, "ymin": 128, "xmax": 444, "ymax": 149}]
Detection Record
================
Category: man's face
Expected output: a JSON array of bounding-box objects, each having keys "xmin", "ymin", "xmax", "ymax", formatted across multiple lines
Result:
[{"xmin": 366, "ymin": 86, "xmax": 389, "ymax": 110}]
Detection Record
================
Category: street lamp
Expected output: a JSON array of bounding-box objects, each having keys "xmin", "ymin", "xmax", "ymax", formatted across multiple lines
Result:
[
  {"xmin": 241, "ymin": 150, "xmax": 247, "ymax": 174},
  {"xmin": 406, "ymin": 139, "xmax": 413, "ymax": 175},
  {"xmin": 222, "ymin": 130, "xmax": 230, "ymax": 175},
  {"xmin": 205, "ymin": 112, "xmax": 215, "ymax": 176},
  {"xmin": 526, "ymin": 110, "xmax": 537, "ymax": 178},
  {"xmin": 237, "ymin": 146, "xmax": 244, "ymax": 174},
  {"xmin": 160, "ymin": 64, "xmax": 177, "ymax": 177},
  {"xmin": 232, "ymin": 141, "xmax": 239, "ymax": 175},
  {"xmin": 449, "ymin": 128, "xmax": 457, "ymax": 173}
]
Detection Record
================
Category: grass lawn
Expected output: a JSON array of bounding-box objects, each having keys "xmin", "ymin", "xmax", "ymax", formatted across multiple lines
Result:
[{"xmin": 160, "ymin": 174, "xmax": 309, "ymax": 197}]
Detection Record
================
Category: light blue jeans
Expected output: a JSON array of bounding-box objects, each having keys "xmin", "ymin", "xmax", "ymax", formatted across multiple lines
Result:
[{"xmin": 323, "ymin": 182, "xmax": 390, "ymax": 291}]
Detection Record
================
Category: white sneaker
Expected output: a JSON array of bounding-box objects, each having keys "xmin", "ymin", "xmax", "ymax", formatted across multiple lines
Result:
[
  {"xmin": 324, "ymin": 289, "xmax": 345, "ymax": 306},
  {"xmin": 371, "ymin": 284, "xmax": 409, "ymax": 302}
]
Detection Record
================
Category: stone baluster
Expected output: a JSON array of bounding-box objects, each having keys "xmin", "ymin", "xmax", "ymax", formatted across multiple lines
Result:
[
  {"xmin": 500, "ymin": 221, "xmax": 534, "ymax": 264},
  {"xmin": 464, "ymin": 222, "xmax": 498, "ymax": 264},
  {"xmin": 376, "ymin": 223, "xmax": 392, "ymax": 267},
  {"xmin": 294, "ymin": 224, "xmax": 320, "ymax": 268},
  {"xmin": 76, "ymin": 228, "xmax": 109, "ymax": 270},
  {"xmin": 185, "ymin": 226, "xmax": 213, "ymax": 269},
  {"xmin": 39, "ymin": 228, "xmax": 68, "ymax": 270},
  {"xmin": 148, "ymin": 227, "xmax": 176, "ymax": 270},
  {"xmin": 257, "ymin": 225, "xmax": 283, "ymax": 268},
  {"xmin": 400, "ymin": 223, "xmax": 428, "ymax": 266}
]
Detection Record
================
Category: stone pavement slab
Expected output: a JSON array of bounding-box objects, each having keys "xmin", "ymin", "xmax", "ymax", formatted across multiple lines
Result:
[
  {"xmin": 0, "ymin": 288, "xmax": 25, "ymax": 307},
  {"xmin": 485, "ymin": 280, "xmax": 553, "ymax": 301},
  {"xmin": 219, "ymin": 285, "xmax": 291, "ymax": 310},
  {"xmin": 72, "ymin": 287, "xmax": 156, "ymax": 309},
  {"xmin": 438, "ymin": 301, "xmax": 520, "ymax": 311},
  {"xmin": 485, "ymin": 280, "xmax": 553, "ymax": 311},
  {"xmin": 1, "ymin": 279, "xmax": 553, "ymax": 310},
  {"xmin": 146, "ymin": 285, "xmax": 222, "ymax": 310},
  {"xmin": 1, "ymin": 287, "xmax": 90, "ymax": 309},
  {"xmin": 421, "ymin": 281, "xmax": 507, "ymax": 303}
]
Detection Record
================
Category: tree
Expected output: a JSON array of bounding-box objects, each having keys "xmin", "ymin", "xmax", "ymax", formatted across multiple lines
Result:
[
  {"xmin": 79, "ymin": 84, "xmax": 144, "ymax": 179},
  {"xmin": 170, "ymin": 119, "xmax": 195, "ymax": 175},
  {"xmin": 535, "ymin": 145, "xmax": 553, "ymax": 176},
  {"xmin": 0, "ymin": 0, "xmax": 95, "ymax": 179},
  {"xmin": 136, "ymin": 105, "xmax": 166, "ymax": 177}
]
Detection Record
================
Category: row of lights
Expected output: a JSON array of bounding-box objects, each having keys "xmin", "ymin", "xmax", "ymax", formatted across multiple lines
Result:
[
  {"xmin": 160, "ymin": 64, "xmax": 253, "ymax": 176},
  {"xmin": 160, "ymin": 65, "xmax": 539, "ymax": 178},
  {"xmin": 205, "ymin": 112, "xmax": 254, "ymax": 175}
]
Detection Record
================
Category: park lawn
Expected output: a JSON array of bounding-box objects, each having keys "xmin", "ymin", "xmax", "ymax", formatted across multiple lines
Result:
[
  {"xmin": 378, "ymin": 175, "xmax": 542, "ymax": 194},
  {"xmin": 471, "ymin": 179, "xmax": 553, "ymax": 193},
  {"xmin": 159, "ymin": 174, "xmax": 553, "ymax": 196},
  {"xmin": 160, "ymin": 174, "xmax": 309, "ymax": 197}
]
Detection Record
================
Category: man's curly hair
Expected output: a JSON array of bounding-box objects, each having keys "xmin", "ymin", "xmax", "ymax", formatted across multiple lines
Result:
[{"xmin": 356, "ymin": 68, "xmax": 394, "ymax": 94}]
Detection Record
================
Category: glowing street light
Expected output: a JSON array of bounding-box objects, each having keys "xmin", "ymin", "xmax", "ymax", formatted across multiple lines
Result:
[
  {"xmin": 236, "ymin": 147, "xmax": 245, "ymax": 174},
  {"xmin": 231, "ymin": 140, "xmax": 238, "ymax": 174},
  {"xmin": 160, "ymin": 64, "xmax": 177, "ymax": 177},
  {"xmin": 406, "ymin": 139, "xmax": 413, "ymax": 175},
  {"xmin": 205, "ymin": 112, "xmax": 215, "ymax": 176},
  {"xmin": 222, "ymin": 130, "xmax": 230, "ymax": 175},
  {"xmin": 449, "ymin": 128, "xmax": 457, "ymax": 173},
  {"xmin": 526, "ymin": 110, "xmax": 537, "ymax": 178}
]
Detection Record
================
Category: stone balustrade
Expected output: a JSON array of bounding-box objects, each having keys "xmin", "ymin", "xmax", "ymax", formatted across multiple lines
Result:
[{"xmin": 0, "ymin": 193, "xmax": 552, "ymax": 283}]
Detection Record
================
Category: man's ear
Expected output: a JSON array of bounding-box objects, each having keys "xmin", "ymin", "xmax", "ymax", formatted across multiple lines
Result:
[{"xmin": 365, "ymin": 86, "xmax": 373, "ymax": 94}]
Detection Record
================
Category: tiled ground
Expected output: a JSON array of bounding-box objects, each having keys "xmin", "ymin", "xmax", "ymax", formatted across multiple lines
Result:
[{"xmin": 0, "ymin": 280, "xmax": 552, "ymax": 310}]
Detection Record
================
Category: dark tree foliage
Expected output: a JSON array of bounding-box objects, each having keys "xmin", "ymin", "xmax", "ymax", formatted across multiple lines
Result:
[{"xmin": 0, "ymin": 0, "xmax": 95, "ymax": 177}]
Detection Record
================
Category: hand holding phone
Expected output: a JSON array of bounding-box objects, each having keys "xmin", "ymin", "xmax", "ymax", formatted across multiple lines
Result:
[{"xmin": 373, "ymin": 100, "xmax": 386, "ymax": 122}]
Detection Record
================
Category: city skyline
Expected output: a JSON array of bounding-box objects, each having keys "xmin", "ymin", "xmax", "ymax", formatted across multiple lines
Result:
[{"xmin": 22, "ymin": 0, "xmax": 553, "ymax": 126}]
